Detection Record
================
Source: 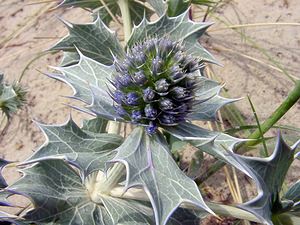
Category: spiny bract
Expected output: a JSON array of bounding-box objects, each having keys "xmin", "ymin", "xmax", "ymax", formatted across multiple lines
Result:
[{"xmin": 110, "ymin": 38, "xmax": 203, "ymax": 134}]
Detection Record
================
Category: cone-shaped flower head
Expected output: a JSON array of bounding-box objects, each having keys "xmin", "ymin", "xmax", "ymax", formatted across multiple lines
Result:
[{"xmin": 110, "ymin": 38, "xmax": 201, "ymax": 135}]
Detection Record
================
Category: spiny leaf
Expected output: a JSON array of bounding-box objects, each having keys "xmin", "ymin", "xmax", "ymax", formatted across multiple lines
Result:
[
  {"xmin": 235, "ymin": 134, "xmax": 300, "ymax": 225},
  {"xmin": 101, "ymin": 195, "xmax": 154, "ymax": 224},
  {"xmin": 82, "ymin": 116, "xmax": 108, "ymax": 134},
  {"xmin": 11, "ymin": 159, "xmax": 112, "ymax": 224},
  {"xmin": 51, "ymin": 17, "xmax": 125, "ymax": 65},
  {"xmin": 188, "ymin": 77, "xmax": 236, "ymax": 121},
  {"xmin": 10, "ymin": 159, "xmax": 153, "ymax": 225},
  {"xmin": 50, "ymin": 51, "xmax": 121, "ymax": 120},
  {"xmin": 164, "ymin": 122, "xmax": 250, "ymax": 177},
  {"xmin": 111, "ymin": 127, "xmax": 213, "ymax": 225},
  {"xmin": 127, "ymin": 10, "xmax": 216, "ymax": 63},
  {"xmin": 147, "ymin": 0, "xmax": 166, "ymax": 16},
  {"xmin": 285, "ymin": 180, "xmax": 300, "ymax": 204},
  {"xmin": 167, "ymin": 0, "xmax": 190, "ymax": 17},
  {"xmin": 167, "ymin": 207, "xmax": 206, "ymax": 225},
  {"xmin": 92, "ymin": 3, "xmax": 119, "ymax": 25},
  {"xmin": 59, "ymin": 0, "xmax": 152, "ymax": 26},
  {"xmin": 24, "ymin": 118, "xmax": 122, "ymax": 177},
  {"xmin": 60, "ymin": 52, "xmax": 80, "ymax": 67}
]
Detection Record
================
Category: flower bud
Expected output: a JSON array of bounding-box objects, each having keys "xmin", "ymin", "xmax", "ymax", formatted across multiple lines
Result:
[
  {"xmin": 171, "ymin": 87, "xmax": 189, "ymax": 100},
  {"xmin": 144, "ymin": 104, "xmax": 157, "ymax": 119},
  {"xmin": 159, "ymin": 98, "xmax": 173, "ymax": 111},
  {"xmin": 158, "ymin": 39, "xmax": 174, "ymax": 58},
  {"xmin": 159, "ymin": 113, "xmax": 176, "ymax": 125},
  {"xmin": 146, "ymin": 121, "xmax": 157, "ymax": 135},
  {"xmin": 143, "ymin": 87, "xmax": 156, "ymax": 102},
  {"xmin": 133, "ymin": 71, "xmax": 147, "ymax": 85},
  {"xmin": 152, "ymin": 56, "xmax": 163, "ymax": 75},
  {"xmin": 155, "ymin": 79, "xmax": 169, "ymax": 92},
  {"xmin": 114, "ymin": 90, "xmax": 125, "ymax": 104},
  {"xmin": 117, "ymin": 73, "xmax": 132, "ymax": 86},
  {"xmin": 131, "ymin": 110, "xmax": 142, "ymax": 122},
  {"xmin": 170, "ymin": 65, "xmax": 184, "ymax": 81},
  {"xmin": 126, "ymin": 92, "xmax": 139, "ymax": 106}
]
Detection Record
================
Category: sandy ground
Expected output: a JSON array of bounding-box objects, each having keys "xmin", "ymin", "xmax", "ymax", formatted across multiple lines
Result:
[{"xmin": 0, "ymin": 0, "xmax": 299, "ymax": 224}]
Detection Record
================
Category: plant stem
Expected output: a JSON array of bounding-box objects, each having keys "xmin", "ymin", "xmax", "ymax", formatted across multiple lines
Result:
[
  {"xmin": 198, "ymin": 80, "xmax": 300, "ymax": 183},
  {"xmin": 95, "ymin": 163, "xmax": 125, "ymax": 195},
  {"xmin": 241, "ymin": 80, "xmax": 300, "ymax": 151},
  {"xmin": 118, "ymin": 0, "xmax": 132, "ymax": 42}
]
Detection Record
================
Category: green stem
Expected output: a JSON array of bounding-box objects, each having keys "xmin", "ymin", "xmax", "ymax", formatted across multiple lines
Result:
[
  {"xmin": 241, "ymin": 80, "xmax": 300, "ymax": 152},
  {"xmin": 118, "ymin": 0, "xmax": 132, "ymax": 42},
  {"xmin": 197, "ymin": 80, "xmax": 300, "ymax": 183}
]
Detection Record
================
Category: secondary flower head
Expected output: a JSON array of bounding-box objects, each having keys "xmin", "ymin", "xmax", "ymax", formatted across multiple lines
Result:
[{"xmin": 110, "ymin": 38, "xmax": 201, "ymax": 135}]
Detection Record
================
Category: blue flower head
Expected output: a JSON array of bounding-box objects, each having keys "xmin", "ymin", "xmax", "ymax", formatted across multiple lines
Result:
[{"xmin": 111, "ymin": 38, "xmax": 201, "ymax": 135}]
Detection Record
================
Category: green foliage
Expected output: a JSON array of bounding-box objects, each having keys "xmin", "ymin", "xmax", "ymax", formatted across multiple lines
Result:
[
  {"xmin": 59, "ymin": 0, "xmax": 153, "ymax": 26},
  {"xmin": 11, "ymin": 159, "xmax": 153, "ymax": 224},
  {"xmin": 111, "ymin": 127, "xmax": 212, "ymax": 225},
  {"xmin": 235, "ymin": 134, "xmax": 300, "ymax": 225},
  {"xmin": 25, "ymin": 118, "xmax": 123, "ymax": 177},
  {"xmin": 0, "ymin": 74, "xmax": 26, "ymax": 119},
  {"xmin": 167, "ymin": 0, "xmax": 217, "ymax": 17},
  {"xmin": 51, "ymin": 17, "xmax": 124, "ymax": 65}
]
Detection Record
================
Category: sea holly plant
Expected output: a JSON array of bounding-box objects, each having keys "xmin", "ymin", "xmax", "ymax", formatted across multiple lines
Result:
[{"xmin": 0, "ymin": 1, "xmax": 300, "ymax": 225}]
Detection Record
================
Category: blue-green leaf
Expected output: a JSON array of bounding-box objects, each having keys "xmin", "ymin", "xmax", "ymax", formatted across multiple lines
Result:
[
  {"xmin": 235, "ymin": 134, "xmax": 300, "ymax": 225},
  {"xmin": 24, "ymin": 118, "xmax": 122, "ymax": 177},
  {"xmin": 285, "ymin": 180, "xmax": 300, "ymax": 204},
  {"xmin": 147, "ymin": 0, "xmax": 166, "ymax": 16},
  {"xmin": 82, "ymin": 116, "xmax": 108, "ymax": 134},
  {"xmin": 10, "ymin": 159, "xmax": 153, "ymax": 225},
  {"xmin": 167, "ymin": 0, "xmax": 190, "ymax": 17},
  {"xmin": 50, "ymin": 51, "xmax": 119, "ymax": 120},
  {"xmin": 111, "ymin": 127, "xmax": 213, "ymax": 225},
  {"xmin": 188, "ymin": 77, "xmax": 236, "ymax": 121},
  {"xmin": 164, "ymin": 122, "xmax": 250, "ymax": 176},
  {"xmin": 127, "ymin": 10, "xmax": 216, "ymax": 63},
  {"xmin": 59, "ymin": 0, "xmax": 152, "ymax": 26},
  {"xmin": 51, "ymin": 17, "xmax": 124, "ymax": 65}
]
